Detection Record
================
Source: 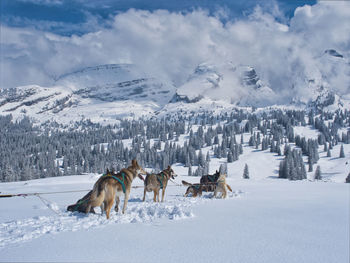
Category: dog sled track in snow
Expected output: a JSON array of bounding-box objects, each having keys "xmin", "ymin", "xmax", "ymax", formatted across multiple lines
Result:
[
  {"xmin": 0, "ymin": 196, "xmax": 193, "ymax": 248},
  {"xmin": 0, "ymin": 191, "xmax": 244, "ymax": 248}
]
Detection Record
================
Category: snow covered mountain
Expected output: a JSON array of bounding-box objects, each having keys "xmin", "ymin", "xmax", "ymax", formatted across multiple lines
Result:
[
  {"xmin": 173, "ymin": 62, "xmax": 277, "ymax": 107},
  {"xmin": 0, "ymin": 49, "xmax": 349, "ymax": 124},
  {"xmin": 0, "ymin": 64, "xmax": 176, "ymax": 124},
  {"xmin": 290, "ymin": 48, "xmax": 350, "ymax": 110}
]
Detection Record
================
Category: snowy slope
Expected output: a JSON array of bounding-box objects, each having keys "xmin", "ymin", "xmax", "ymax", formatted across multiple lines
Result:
[{"xmin": 0, "ymin": 133, "xmax": 349, "ymax": 262}]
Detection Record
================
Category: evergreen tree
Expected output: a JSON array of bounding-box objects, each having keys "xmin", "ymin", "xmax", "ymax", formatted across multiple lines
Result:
[
  {"xmin": 314, "ymin": 165, "xmax": 322, "ymax": 180},
  {"xmin": 308, "ymin": 155, "xmax": 313, "ymax": 172},
  {"xmin": 227, "ymin": 151, "xmax": 233, "ymax": 163},
  {"xmin": 339, "ymin": 144, "xmax": 345, "ymax": 158},
  {"xmin": 243, "ymin": 164, "xmax": 249, "ymax": 179},
  {"xmin": 346, "ymin": 172, "xmax": 350, "ymax": 183},
  {"xmin": 188, "ymin": 165, "xmax": 192, "ymax": 177},
  {"xmin": 206, "ymin": 151, "xmax": 210, "ymax": 162},
  {"xmin": 219, "ymin": 163, "xmax": 227, "ymax": 175}
]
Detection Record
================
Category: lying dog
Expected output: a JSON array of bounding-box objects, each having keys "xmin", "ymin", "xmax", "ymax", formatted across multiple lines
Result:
[
  {"xmin": 67, "ymin": 190, "xmax": 95, "ymax": 213},
  {"xmin": 182, "ymin": 170, "xmax": 221, "ymax": 197},
  {"xmin": 143, "ymin": 166, "xmax": 177, "ymax": 202},
  {"xmin": 86, "ymin": 159, "xmax": 146, "ymax": 219},
  {"xmin": 182, "ymin": 180, "xmax": 204, "ymax": 197},
  {"xmin": 67, "ymin": 172, "xmax": 113, "ymax": 213},
  {"xmin": 212, "ymin": 173, "xmax": 232, "ymax": 199}
]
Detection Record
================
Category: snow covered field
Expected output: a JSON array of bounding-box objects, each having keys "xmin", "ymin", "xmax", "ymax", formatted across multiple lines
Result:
[{"xmin": 1, "ymin": 143, "xmax": 349, "ymax": 263}]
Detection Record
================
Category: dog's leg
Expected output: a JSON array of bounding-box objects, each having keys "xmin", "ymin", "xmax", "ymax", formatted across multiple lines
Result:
[
  {"xmin": 143, "ymin": 188, "xmax": 146, "ymax": 202},
  {"xmin": 115, "ymin": 196, "xmax": 120, "ymax": 213},
  {"xmin": 122, "ymin": 191, "xmax": 130, "ymax": 214},
  {"xmin": 184, "ymin": 187, "xmax": 190, "ymax": 197},
  {"xmin": 223, "ymin": 188, "xmax": 227, "ymax": 199},
  {"xmin": 161, "ymin": 188, "xmax": 165, "ymax": 202},
  {"xmin": 213, "ymin": 188, "xmax": 217, "ymax": 198},
  {"xmin": 85, "ymin": 203, "xmax": 92, "ymax": 214},
  {"xmin": 153, "ymin": 190, "xmax": 157, "ymax": 202},
  {"xmin": 105, "ymin": 200, "xmax": 114, "ymax": 219},
  {"xmin": 157, "ymin": 189, "xmax": 160, "ymax": 202},
  {"xmin": 100, "ymin": 202, "xmax": 105, "ymax": 215}
]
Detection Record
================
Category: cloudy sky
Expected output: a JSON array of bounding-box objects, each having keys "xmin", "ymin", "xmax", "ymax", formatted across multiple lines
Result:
[{"xmin": 1, "ymin": 0, "xmax": 350, "ymax": 100}]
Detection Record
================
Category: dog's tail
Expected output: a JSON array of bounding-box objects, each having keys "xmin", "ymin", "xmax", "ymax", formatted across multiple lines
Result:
[
  {"xmin": 226, "ymin": 184, "xmax": 233, "ymax": 192},
  {"xmin": 182, "ymin": 180, "xmax": 193, "ymax": 186}
]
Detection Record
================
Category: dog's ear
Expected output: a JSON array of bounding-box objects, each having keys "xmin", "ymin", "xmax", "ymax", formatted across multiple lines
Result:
[
  {"xmin": 132, "ymin": 159, "xmax": 137, "ymax": 166},
  {"xmin": 107, "ymin": 168, "xmax": 110, "ymax": 174},
  {"xmin": 167, "ymin": 165, "xmax": 171, "ymax": 170}
]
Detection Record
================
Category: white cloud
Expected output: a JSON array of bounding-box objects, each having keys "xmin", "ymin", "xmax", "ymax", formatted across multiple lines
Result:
[
  {"xmin": 1, "ymin": 2, "xmax": 350, "ymax": 104},
  {"xmin": 16, "ymin": 0, "xmax": 64, "ymax": 5}
]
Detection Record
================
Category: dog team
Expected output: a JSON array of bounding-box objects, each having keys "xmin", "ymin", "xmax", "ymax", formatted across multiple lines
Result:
[{"xmin": 67, "ymin": 159, "xmax": 232, "ymax": 219}]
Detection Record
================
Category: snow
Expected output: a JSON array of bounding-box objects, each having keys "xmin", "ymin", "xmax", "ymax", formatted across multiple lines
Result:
[
  {"xmin": 1, "ymin": 137, "xmax": 349, "ymax": 262},
  {"xmin": 294, "ymin": 125, "xmax": 320, "ymax": 139}
]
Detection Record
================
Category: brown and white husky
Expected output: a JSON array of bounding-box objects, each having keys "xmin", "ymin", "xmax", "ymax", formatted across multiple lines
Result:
[
  {"xmin": 143, "ymin": 166, "xmax": 177, "ymax": 202},
  {"xmin": 85, "ymin": 160, "xmax": 146, "ymax": 219}
]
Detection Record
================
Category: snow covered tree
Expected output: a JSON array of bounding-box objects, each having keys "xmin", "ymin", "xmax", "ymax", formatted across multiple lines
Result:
[
  {"xmin": 188, "ymin": 165, "xmax": 192, "ymax": 177},
  {"xmin": 219, "ymin": 163, "xmax": 227, "ymax": 175},
  {"xmin": 346, "ymin": 173, "xmax": 350, "ymax": 183},
  {"xmin": 308, "ymin": 155, "xmax": 313, "ymax": 172},
  {"xmin": 206, "ymin": 151, "xmax": 210, "ymax": 162},
  {"xmin": 339, "ymin": 144, "xmax": 345, "ymax": 158},
  {"xmin": 314, "ymin": 165, "xmax": 322, "ymax": 180},
  {"xmin": 227, "ymin": 151, "xmax": 233, "ymax": 163},
  {"xmin": 243, "ymin": 164, "xmax": 249, "ymax": 179}
]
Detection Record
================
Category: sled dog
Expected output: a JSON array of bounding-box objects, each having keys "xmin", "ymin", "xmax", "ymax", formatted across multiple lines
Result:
[
  {"xmin": 67, "ymin": 173, "xmax": 111, "ymax": 213},
  {"xmin": 182, "ymin": 180, "xmax": 203, "ymax": 197},
  {"xmin": 86, "ymin": 160, "xmax": 146, "ymax": 219},
  {"xmin": 200, "ymin": 170, "xmax": 221, "ymax": 191},
  {"xmin": 67, "ymin": 190, "xmax": 95, "ymax": 213},
  {"xmin": 143, "ymin": 166, "xmax": 177, "ymax": 202},
  {"xmin": 212, "ymin": 173, "xmax": 232, "ymax": 199}
]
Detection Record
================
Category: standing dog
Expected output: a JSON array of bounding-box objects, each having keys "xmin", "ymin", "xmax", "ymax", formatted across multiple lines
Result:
[
  {"xmin": 212, "ymin": 173, "xmax": 233, "ymax": 199},
  {"xmin": 86, "ymin": 159, "xmax": 146, "ymax": 219},
  {"xmin": 143, "ymin": 166, "xmax": 177, "ymax": 202},
  {"xmin": 200, "ymin": 170, "xmax": 220, "ymax": 191}
]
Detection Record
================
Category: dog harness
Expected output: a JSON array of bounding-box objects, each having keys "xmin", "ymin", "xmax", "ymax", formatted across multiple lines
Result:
[
  {"xmin": 207, "ymin": 174, "xmax": 216, "ymax": 182},
  {"xmin": 110, "ymin": 172, "xmax": 126, "ymax": 193},
  {"xmin": 193, "ymin": 184, "xmax": 201, "ymax": 191},
  {"xmin": 157, "ymin": 172, "xmax": 166, "ymax": 189},
  {"xmin": 71, "ymin": 198, "xmax": 88, "ymax": 212}
]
